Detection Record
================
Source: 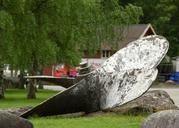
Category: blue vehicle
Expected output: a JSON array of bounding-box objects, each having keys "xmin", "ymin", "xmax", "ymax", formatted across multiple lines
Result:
[{"xmin": 169, "ymin": 72, "xmax": 179, "ymax": 84}]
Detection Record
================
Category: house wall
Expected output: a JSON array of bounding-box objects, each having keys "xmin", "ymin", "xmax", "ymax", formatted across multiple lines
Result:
[
  {"xmin": 83, "ymin": 50, "xmax": 101, "ymax": 58},
  {"xmin": 83, "ymin": 50, "xmax": 108, "ymax": 69},
  {"xmin": 82, "ymin": 50, "xmax": 116, "ymax": 69},
  {"xmin": 82, "ymin": 24, "xmax": 156, "ymax": 68},
  {"xmin": 172, "ymin": 57, "xmax": 179, "ymax": 72},
  {"xmin": 81, "ymin": 58, "xmax": 106, "ymax": 69}
]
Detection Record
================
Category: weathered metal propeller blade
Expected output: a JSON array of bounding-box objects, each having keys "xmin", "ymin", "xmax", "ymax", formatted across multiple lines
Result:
[{"xmin": 21, "ymin": 35, "xmax": 169, "ymax": 118}]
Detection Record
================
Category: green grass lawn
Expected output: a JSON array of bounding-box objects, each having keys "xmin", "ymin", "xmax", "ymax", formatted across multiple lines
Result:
[
  {"xmin": 0, "ymin": 89, "xmax": 58, "ymax": 108},
  {"xmin": 0, "ymin": 89, "xmax": 146, "ymax": 128},
  {"xmin": 31, "ymin": 113, "xmax": 145, "ymax": 128}
]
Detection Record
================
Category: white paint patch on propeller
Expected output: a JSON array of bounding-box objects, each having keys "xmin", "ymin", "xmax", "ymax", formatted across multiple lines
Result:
[{"xmin": 98, "ymin": 35, "xmax": 169, "ymax": 109}]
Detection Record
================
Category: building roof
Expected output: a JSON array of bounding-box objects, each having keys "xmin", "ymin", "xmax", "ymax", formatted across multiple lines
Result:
[{"xmin": 101, "ymin": 24, "xmax": 156, "ymax": 50}]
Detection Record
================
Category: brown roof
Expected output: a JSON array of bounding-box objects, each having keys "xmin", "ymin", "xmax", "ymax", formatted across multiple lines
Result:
[{"xmin": 101, "ymin": 24, "xmax": 156, "ymax": 50}]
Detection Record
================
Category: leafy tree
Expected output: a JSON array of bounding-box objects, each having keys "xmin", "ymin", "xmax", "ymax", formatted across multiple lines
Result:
[
  {"xmin": 0, "ymin": 0, "xmax": 142, "ymax": 98},
  {"xmin": 119, "ymin": 0, "xmax": 179, "ymax": 57},
  {"xmin": 0, "ymin": 0, "xmax": 143, "ymax": 70},
  {"xmin": 0, "ymin": 10, "xmax": 14, "ymax": 64},
  {"xmin": 0, "ymin": 0, "xmax": 57, "ymax": 98},
  {"xmin": 0, "ymin": 9, "xmax": 14, "ymax": 99},
  {"xmin": 25, "ymin": 0, "xmax": 142, "ymax": 66}
]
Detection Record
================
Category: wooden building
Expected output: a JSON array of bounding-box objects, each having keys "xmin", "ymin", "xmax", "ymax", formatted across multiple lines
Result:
[{"xmin": 82, "ymin": 24, "xmax": 156, "ymax": 68}]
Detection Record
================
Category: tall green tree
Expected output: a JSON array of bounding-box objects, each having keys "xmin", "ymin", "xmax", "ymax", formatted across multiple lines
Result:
[
  {"xmin": 0, "ymin": 0, "xmax": 142, "ymax": 98},
  {"xmin": 120, "ymin": 0, "xmax": 179, "ymax": 57},
  {"xmin": 0, "ymin": 0, "xmax": 143, "ymax": 71},
  {"xmin": 0, "ymin": 10, "xmax": 14, "ymax": 64},
  {"xmin": 0, "ymin": 0, "xmax": 57, "ymax": 98},
  {"xmin": 0, "ymin": 9, "xmax": 14, "ymax": 99}
]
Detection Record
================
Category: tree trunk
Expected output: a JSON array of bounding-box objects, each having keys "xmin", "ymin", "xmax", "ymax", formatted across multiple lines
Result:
[
  {"xmin": 10, "ymin": 65, "xmax": 13, "ymax": 77},
  {"xmin": 0, "ymin": 70, "xmax": 5, "ymax": 99},
  {"xmin": 15, "ymin": 70, "xmax": 18, "ymax": 77},
  {"xmin": 38, "ymin": 80, "xmax": 43, "ymax": 89},
  {"xmin": 27, "ymin": 52, "xmax": 37, "ymax": 99},
  {"xmin": 27, "ymin": 79, "xmax": 36, "ymax": 99},
  {"xmin": 18, "ymin": 71, "xmax": 25, "ymax": 89}
]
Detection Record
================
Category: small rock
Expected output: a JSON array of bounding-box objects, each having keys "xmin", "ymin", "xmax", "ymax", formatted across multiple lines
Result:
[
  {"xmin": 1, "ymin": 106, "xmax": 32, "ymax": 116},
  {"xmin": 106, "ymin": 90, "xmax": 178, "ymax": 115},
  {"xmin": 0, "ymin": 111, "xmax": 33, "ymax": 128},
  {"xmin": 141, "ymin": 110, "xmax": 179, "ymax": 128},
  {"xmin": 55, "ymin": 112, "xmax": 85, "ymax": 118},
  {"xmin": 165, "ymin": 80, "xmax": 176, "ymax": 85},
  {"xmin": 86, "ymin": 111, "xmax": 105, "ymax": 117}
]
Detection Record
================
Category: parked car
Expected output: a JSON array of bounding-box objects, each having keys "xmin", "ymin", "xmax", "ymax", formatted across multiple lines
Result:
[
  {"xmin": 69, "ymin": 68, "xmax": 77, "ymax": 77},
  {"xmin": 43, "ymin": 64, "xmax": 78, "ymax": 78}
]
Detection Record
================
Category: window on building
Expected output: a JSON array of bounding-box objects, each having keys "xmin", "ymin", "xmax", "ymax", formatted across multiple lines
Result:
[{"xmin": 101, "ymin": 50, "xmax": 111, "ymax": 58}]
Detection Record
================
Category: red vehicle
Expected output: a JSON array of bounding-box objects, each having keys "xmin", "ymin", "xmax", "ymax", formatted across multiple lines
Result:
[
  {"xmin": 53, "ymin": 64, "xmax": 68, "ymax": 77},
  {"xmin": 69, "ymin": 68, "xmax": 78, "ymax": 77},
  {"xmin": 43, "ymin": 64, "xmax": 77, "ymax": 78}
]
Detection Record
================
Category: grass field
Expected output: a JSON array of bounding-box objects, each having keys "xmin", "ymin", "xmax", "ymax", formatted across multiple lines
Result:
[
  {"xmin": 0, "ymin": 89, "xmax": 146, "ymax": 128},
  {"xmin": 0, "ymin": 89, "xmax": 58, "ymax": 108},
  {"xmin": 31, "ymin": 113, "xmax": 145, "ymax": 128}
]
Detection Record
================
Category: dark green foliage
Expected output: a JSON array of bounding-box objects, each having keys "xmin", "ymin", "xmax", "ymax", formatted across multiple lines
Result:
[
  {"xmin": 120, "ymin": 0, "xmax": 179, "ymax": 57},
  {"xmin": 0, "ymin": 0, "xmax": 142, "ymax": 70},
  {"xmin": 0, "ymin": 10, "xmax": 14, "ymax": 64}
]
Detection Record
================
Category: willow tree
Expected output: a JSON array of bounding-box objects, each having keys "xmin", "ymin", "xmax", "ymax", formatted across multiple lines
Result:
[
  {"xmin": 0, "ymin": 0, "xmax": 142, "ymax": 98},
  {"xmin": 23, "ymin": 0, "xmax": 142, "ymax": 67},
  {"xmin": 0, "ymin": 0, "xmax": 57, "ymax": 98},
  {"xmin": 49, "ymin": 0, "xmax": 143, "ymax": 64},
  {"xmin": 23, "ymin": 0, "xmax": 142, "ymax": 99},
  {"xmin": 0, "ymin": 9, "xmax": 14, "ymax": 98}
]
